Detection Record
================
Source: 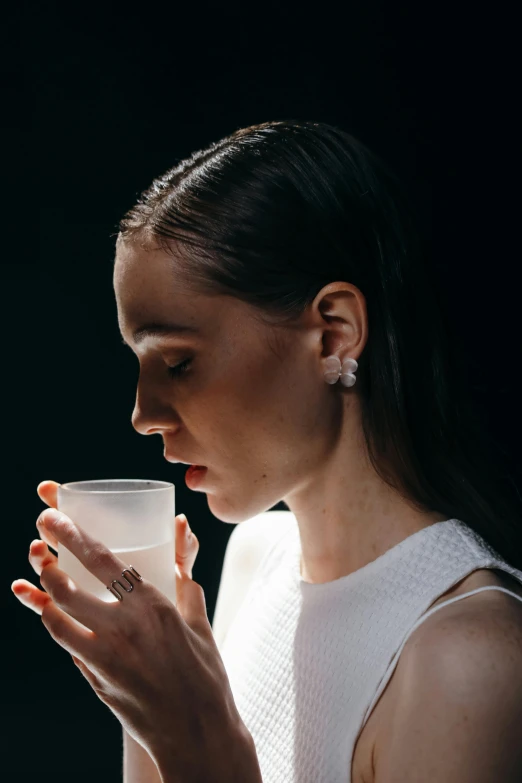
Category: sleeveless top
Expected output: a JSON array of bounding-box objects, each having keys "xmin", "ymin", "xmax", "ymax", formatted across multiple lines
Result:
[{"xmin": 219, "ymin": 514, "xmax": 522, "ymax": 783}]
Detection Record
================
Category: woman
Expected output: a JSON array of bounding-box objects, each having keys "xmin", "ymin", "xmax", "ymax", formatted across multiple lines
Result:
[{"xmin": 14, "ymin": 120, "xmax": 522, "ymax": 781}]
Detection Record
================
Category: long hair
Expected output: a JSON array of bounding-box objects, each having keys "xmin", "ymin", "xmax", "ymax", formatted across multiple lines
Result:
[{"xmin": 116, "ymin": 119, "xmax": 522, "ymax": 569}]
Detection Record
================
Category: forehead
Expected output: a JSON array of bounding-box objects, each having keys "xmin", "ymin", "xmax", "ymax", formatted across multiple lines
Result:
[
  {"xmin": 113, "ymin": 241, "xmax": 209, "ymax": 337},
  {"xmin": 113, "ymin": 239, "xmax": 251, "ymax": 342},
  {"xmin": 114, "ymin": 241, "xmax": 187, "ymax": 304}
]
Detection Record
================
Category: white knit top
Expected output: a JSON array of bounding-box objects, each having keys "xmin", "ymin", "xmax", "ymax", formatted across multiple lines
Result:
[{"xmin": 220, "ymin": 515, "xmax": 522, "ymax": 783}]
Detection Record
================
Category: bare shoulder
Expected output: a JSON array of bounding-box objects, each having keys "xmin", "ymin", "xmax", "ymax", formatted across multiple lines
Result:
[
  {"xmin": 409, "ymin": 584, "xmax": 522, "ymax": 683},
  {"xmin": 373, "ymin": 585, "xmax": 522, "ymax": 782}
]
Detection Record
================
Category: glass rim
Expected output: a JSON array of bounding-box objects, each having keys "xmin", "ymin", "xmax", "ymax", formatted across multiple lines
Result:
[{"xmin": 58, "ymin": 479, "xmax": 174, "ymax": 495}]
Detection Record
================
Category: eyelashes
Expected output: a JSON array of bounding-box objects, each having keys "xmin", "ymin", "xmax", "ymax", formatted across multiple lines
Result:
[
  {"xmin": 167, "ymin": 357, "xmax": 192, "ymax": 379},
  {"xmin": 121, "ymin": 340, "xmax": 193, "ymax": 380}
]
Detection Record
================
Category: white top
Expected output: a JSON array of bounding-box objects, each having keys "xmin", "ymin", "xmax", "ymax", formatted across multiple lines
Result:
[{"xmin": 220, "ymin": 514, "xmax": 522, "ymax": 783}]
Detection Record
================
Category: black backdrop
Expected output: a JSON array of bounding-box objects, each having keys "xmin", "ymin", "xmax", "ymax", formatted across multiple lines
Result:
[{"xmin": 3, "ymin": 3, "xmax": 519, "ymax": 780}]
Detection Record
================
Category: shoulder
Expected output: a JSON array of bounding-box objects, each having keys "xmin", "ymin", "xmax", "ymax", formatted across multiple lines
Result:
[
  {"xmin": 409, "ymin": 594, "xmax": 522, "ymax": 696},
  {"xmin": 374, "ymin": 596, "xmax": 522, "ymax": 782}
]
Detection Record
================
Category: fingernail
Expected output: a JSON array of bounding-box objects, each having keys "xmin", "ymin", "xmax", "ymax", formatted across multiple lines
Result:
[{"xmin": 177, "ymin": 513, "xmax": 191, "ymax": 535}]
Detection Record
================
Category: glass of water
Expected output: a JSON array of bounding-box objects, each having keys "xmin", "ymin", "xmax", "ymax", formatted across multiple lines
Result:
[{"xmin": 57, "ymin": 479, "xmax": 176, "ymax": 605}]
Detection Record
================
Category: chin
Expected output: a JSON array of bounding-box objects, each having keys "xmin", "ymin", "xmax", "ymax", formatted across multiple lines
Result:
[{"xmin": 205, "ymin": 491, "xmax": 281, "ymax": 526}]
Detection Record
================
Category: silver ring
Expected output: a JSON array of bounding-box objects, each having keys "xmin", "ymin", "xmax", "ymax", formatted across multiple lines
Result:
[{"xmin": 106, "ymin": 565, "xmax": 143, "ymax": 601}]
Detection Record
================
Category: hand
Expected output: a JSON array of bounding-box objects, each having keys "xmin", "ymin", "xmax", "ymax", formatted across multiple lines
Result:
[
  {"xmin": 11, "ymin": 480, "xmax": 254, "ymax": 781},
  {"xmin": 13, "ymin": 480, "xmax": 201, "ymax": 610}
]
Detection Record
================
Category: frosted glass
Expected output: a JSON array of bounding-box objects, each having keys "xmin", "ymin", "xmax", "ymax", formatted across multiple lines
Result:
[{"xmin": 57, "ymin": 479, "xmax": 176, "ymax": 606}]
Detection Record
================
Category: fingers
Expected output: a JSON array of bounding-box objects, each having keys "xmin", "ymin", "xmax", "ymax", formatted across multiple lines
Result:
[
  {"xmin": 11, "ymin": 579, "xmax": 52, "ymax": 615},
  {"xmin": 18, "ymin": 537, "xmax": 109, "ymax": 637},
  {"xmin": 29, "ymin": 539, "xmax": 57, "ymax": 575},
  {"xmin": 37, "ymin": 480, "xmax": 59, "ymax": 508},
  {"xmin": 39, "ymin": 562, "xmax": 112, "ymax": 635},
  {"xmin": 35, "ymin": 522, "xmax": 59, "ymax": 553},
  {"xmin": 12, "ymin": 482, "xmax": 62, "ymax": 613},
  {"xmin": 175, "ymin": 514, "xmax": 199, "ymax": 579},
  {"xmin": 36, "ymin": 481, "xmax": 61, "ymax": 551}
]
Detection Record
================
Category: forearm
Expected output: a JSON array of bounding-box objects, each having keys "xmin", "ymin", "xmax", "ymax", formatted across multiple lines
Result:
[
  {"xmin": 154, "ymin": 723, "xmax": 263, "ymax": 783},
  {"xmin": 123, "ymin": 728, "xmax": 163, "ymax": 783}
]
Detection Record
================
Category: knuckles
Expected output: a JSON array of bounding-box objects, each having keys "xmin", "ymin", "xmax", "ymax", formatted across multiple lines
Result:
[
  {"xmin": 51, "ymin": 576, "xmax": 71, "ymax": 605},
  {"xmin": 40, "ymin": 565, "xmax": 70, "ymax": 605},
  {"xmin": 41, "ymin": 602, "xmax": 64, "ymax": 638},
  {"xmin": 87, "ymin": 542, "xmax": 114, "ymax": 572}
]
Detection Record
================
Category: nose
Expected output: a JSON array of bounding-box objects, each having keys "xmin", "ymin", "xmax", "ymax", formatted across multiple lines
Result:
[
  {"xmin": 131, "ymin": 403, "xmax": 147, "ymax": 434},
  {"xmin": 130, "ymin": 387, "xmax": 179, "ymax": 436}
]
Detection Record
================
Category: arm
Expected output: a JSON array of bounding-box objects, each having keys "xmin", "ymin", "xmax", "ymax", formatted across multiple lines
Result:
[
  {"xmin": 374, "ymin": 606, "xmax": 522, "ymax": 782},
  {"xmin": 153, "ymin": 720, "xmax": 263, "ymax": 783},
  {"xmin": 122, "ymin": 512, "xmax": 280, "ymax": 782},
  {"xmin": 121, "ymin": 520, "xmax": 247, "ymax": 783},
  {"xmin": 123, "ymin": 728, "xmax": 163, "ymax": 783}
]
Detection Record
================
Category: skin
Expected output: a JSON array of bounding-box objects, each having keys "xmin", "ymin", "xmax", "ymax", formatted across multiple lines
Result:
[
  {"xmin": 13, "ymin": 483, "xmax": 264, "ymax": 783},
  {"xmin": 13, "ymin": 236, "xmax": 522, "ymax": 781},
  {"xmin": 13, "ymin": 481, "xmax": 200, "ymax": 616},
  {"xmin": 113, "ymin": 238, "xmax": 447, "ymax": 585}
]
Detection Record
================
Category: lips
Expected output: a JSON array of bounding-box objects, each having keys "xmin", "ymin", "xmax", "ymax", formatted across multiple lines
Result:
[
  {"xmin": 164, "ymin": 451, "xmax": 190, "ymax": 463},
  {"xmin": 164, "ymin": 453, "xmax": 206, "ymax": 468},
  {"xmin": 185, "ymin": 464, "xmax": 208, "ymax": 488}
]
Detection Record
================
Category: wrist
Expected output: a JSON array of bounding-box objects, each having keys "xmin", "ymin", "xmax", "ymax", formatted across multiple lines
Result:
[
  {"xmin": 154, "ymin": 720, "xmax": 262, "ymax": 783},
  {"xmin": 228, "ymin": 724, "xmax": 263, "ymax": 783}
]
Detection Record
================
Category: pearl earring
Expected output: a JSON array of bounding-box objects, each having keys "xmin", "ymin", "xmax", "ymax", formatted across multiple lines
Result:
[{"xmin": 323, "ymin": 355, "xmax": 358, "ymax": 387}]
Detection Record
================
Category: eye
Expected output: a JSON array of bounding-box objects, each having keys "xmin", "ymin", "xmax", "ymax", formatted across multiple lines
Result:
[{"xmin": 167, "ymin": 357, "xmax": 192, "ymax": 379}]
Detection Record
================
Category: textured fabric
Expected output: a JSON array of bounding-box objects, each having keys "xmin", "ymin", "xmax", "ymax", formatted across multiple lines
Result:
[{"xmin": 220, "ymin": 514, "xmax": 522, "ymax": 783}]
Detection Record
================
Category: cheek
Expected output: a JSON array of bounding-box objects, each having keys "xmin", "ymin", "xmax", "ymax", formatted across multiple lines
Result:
[
  {"xmin": 200, "ymin": 366, "xmax": 331, "ymax": 522},
  {"xmin": 188, "ymin": 348, "xmax": 328, "ymax": 464},
  {"xmin": 226, "ymin": 365, "xmax": 324, "ymax": 457},
  {"xmin": 189, "ymin": 359, "xmax": 280, "ymax": 451}
]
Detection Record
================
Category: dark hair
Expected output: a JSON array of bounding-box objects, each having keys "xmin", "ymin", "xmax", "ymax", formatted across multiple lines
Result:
[{"xmin": 117, "ymin": 119, "xmax": 522, "ymax": 570}]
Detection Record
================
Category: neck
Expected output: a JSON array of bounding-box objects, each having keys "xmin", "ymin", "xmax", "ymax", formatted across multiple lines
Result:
[{"xmin": 284, "ymin": 413, "xmax": 447, "ymax": 585}]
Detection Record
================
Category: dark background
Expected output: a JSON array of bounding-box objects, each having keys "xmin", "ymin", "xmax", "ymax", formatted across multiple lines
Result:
[{"xmin": 3, "ymin": 2, "xmax": 519, "ymax": 780}]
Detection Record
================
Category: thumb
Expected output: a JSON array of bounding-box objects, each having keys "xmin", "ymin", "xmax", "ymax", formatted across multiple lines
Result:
[
  {"xmin": 174, "ymin": 513, "xmax": 199, "ymax": 579},
  {"xmin": 175, "ymin": 566, "xmax": 211, "ymax": 635}
]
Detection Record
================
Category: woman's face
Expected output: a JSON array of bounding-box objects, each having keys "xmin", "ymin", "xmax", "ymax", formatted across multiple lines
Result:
[{"xmin": 113, "ymin": 239, "xmax": 341, "ymax": 524}]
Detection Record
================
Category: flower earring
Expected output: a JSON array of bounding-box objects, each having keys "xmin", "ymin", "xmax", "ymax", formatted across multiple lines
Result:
[{"xmin": 323, "ymin": 355, "xmax": 358, "ymax": 387}]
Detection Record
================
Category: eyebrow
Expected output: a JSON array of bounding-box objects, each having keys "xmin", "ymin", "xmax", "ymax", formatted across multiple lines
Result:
[{"xmin": 121, "ymin": 321, "xmax": 199, "ymax": 346}]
